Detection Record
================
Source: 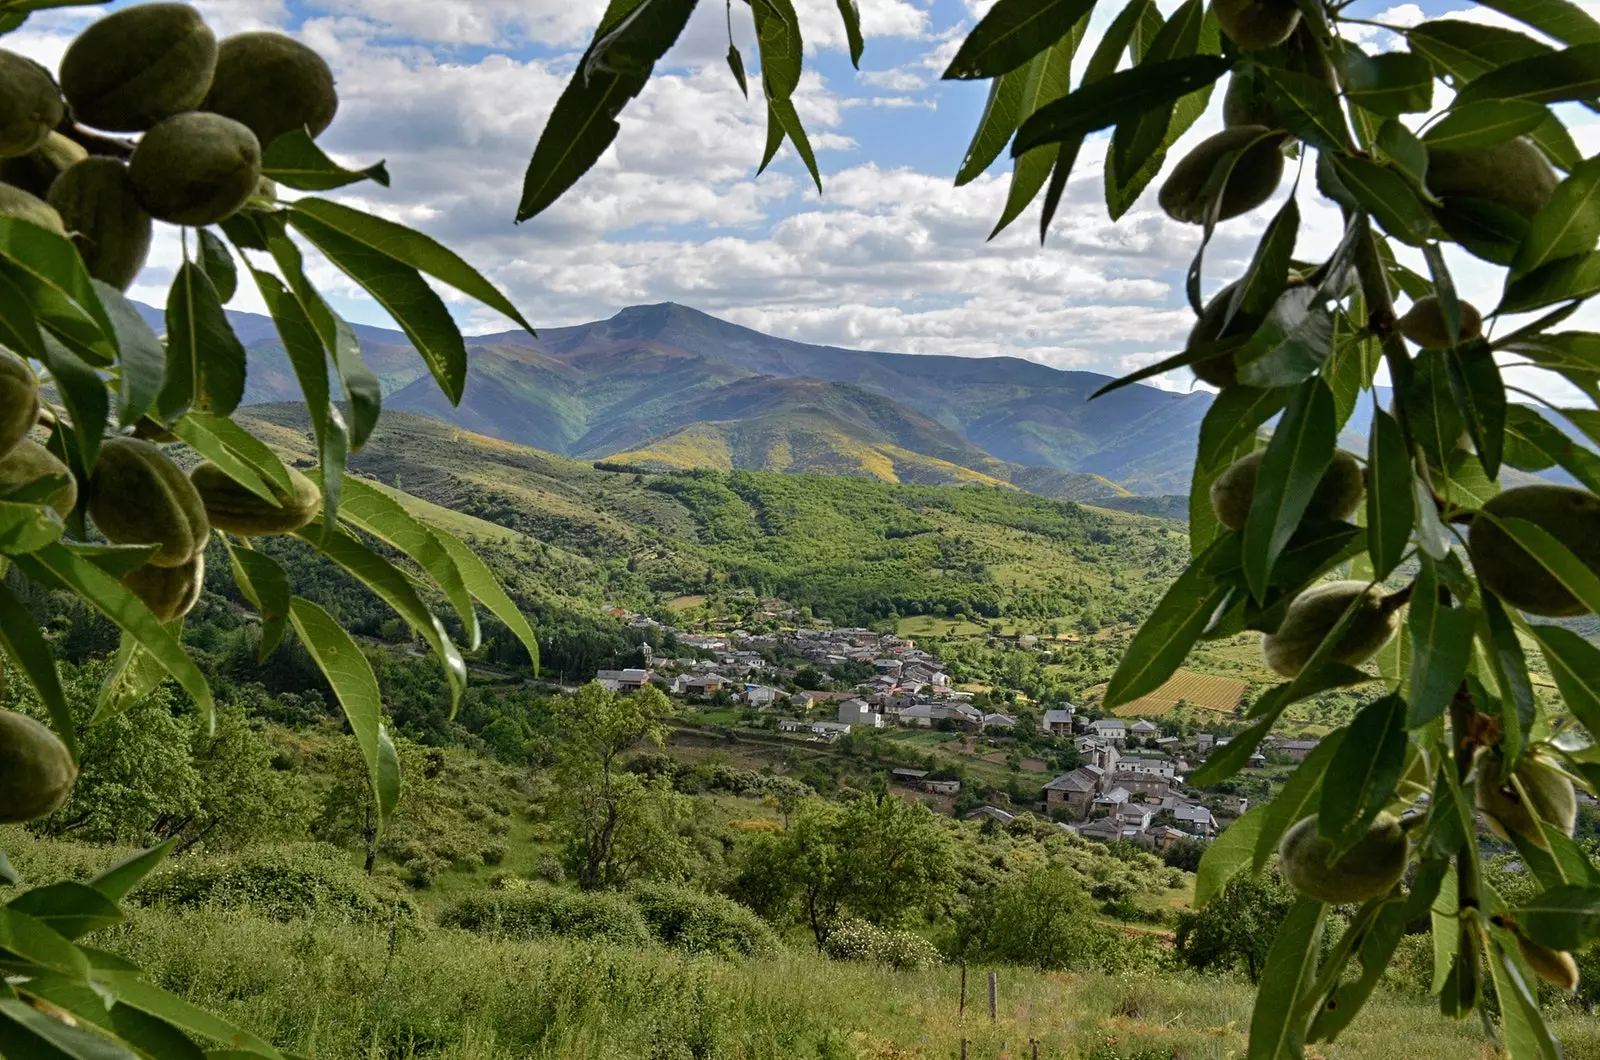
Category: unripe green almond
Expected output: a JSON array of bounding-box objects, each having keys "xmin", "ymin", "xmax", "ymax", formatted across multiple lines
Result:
[
  {"xmin": 0, "ymin": 180, "xmax": 66, "ymax": 235},
  {"xmin": 203, "ymin": 32, "xmax": 338, "ymax": 148},
  {"xmin": 1517, "ymin": 937, "xmax": 1579, "ymax": 992},
  {"xmin": 1428, "ymin": 138, "xmax": 1557, "ymax": 220},
  {"xmin": 48, "ymin": 157, "xmax": 152, "ymax": 291},
  {"xmin": 1187, "ymin": 281, "xmax": 1249, "ymax": 388},
  {"xmin": 0, "ymin": 439, "xmax": 76, "ymax": 515},
  {"xmin": 1215, "ymin": 0, "xmax": 1301, "ymax": 50},
  {"xmin": 1469, "ymin": 485, "xmax": 1600, "ymax": 617},
  {"xmin": 128, "ymin": 112, "xmax": 261, "ymax": 226},
  {"xmin": 0, "ymin": 50, "xmax": 63, "ymax": 158},
  {"xmin": 123, "ymin": 553, "xmax": 204, "ymax": 623},
  {"xmin": 190, "ymin": 461, "xmax": 321, "ymax": 536},
  {"xmin": 1397, "ymin": 295, "xmax": 1483, "ymax": 349},
  {"xmin": 1476, "ymin": 751, "xmax": 1577, "ymax": 847},
  {"xmin": 88, "ymin": 436, "xmax": 209, "ymax": 566},
  {"xmin": 0, "ymin": 132, "xmax": 88, "ymax": 197},
  {"xmin": 1223, "ymin": 72, "xmax": 1280, "ymax": 129},
  {"xmin": 1160, "ymin": 126, "xmax": 1285, "ymax": 225},
  {"xmin": 1210, "ymin": 448, "xmax": 1365, "ymax": 533},
  {"xmin": 0, "ymin": 347, "xmax": 39, "ymax": 459},
  {"xmin": 59, "ymin": 1, "xmax": 217, "ymax": 132},
  {"xmin": 0, "ymin": 708, "xmax": 76, "ymax": 823},
  {"xmin": 1261, "ymin": 580, "xmax": 1400, "ymax": 677},
  {"xmin": 1279, "ymin": 812, "xmax": 1408, "ymax": 904}
]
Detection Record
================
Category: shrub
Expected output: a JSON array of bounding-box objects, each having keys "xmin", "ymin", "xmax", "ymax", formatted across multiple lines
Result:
[
  {"xmin": 137, "ymin": 843, "xmax": 415, "ymax": 924},
  {"xmin": 823, "ymin": 919, "xmax": 941, "ymax": 971},
  {"xmin": 629, "ymin": 881, "xmax": 780, "ymax": 957},
  {"xmin": 438, "ymin": 885, "xmax": 652, "ymax": 946}
]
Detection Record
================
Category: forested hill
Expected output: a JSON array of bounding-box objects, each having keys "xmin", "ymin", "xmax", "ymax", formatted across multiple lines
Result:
[
  {"xmin": 136, "ymin": 301, "xmax": 1210, "ymax": 497},
  {"xmin": 236, "ymin": 405, "xmax": 1189, "ymax": 639}
]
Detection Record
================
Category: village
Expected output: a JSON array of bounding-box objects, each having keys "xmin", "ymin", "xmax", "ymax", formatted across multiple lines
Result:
[{"xmin": 591, "ymin": 606, "xmax": 1323, "ymax": 853}]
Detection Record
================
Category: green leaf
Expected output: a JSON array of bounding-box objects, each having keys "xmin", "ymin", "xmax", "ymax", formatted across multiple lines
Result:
[
  {"xmin": 1424, "ymin": 99, "xmax": 1550, "ymax": 151},
  {"xmin": 1480, "ymin": 594, "xmax": 1536, "ymax": 764},
  {"xmin": 1366, "ymin": 407, "xmax": 1413, "ymax": 581},
  {"xmin": 88, "ymin": 839, "xmax": 177, "ymax": 904},
  {"xmin": 1512, "ymin": 154, "xmax": 1600, "ymax": 280},
  {"xmin": 1235, "ymin": 191, "xmax": 1299, "ymax": 321},
  {"xmin": 1499, "ymin": 398, "xmax": 1600, "ymax": 493},
  {"xmin": 1319, "ymin": 694, "xmax": 1407, "ymax": 850},
  {"xmin": 1243, "ymin": 377, "xmax": 1334, "ymax": 600},
  {"xmin": 1512, "ymin": 885, "xmax": 1600, "ymax": 950},
  {"xmin": 288, "ymin": 211, "xmax": 467, "ymax": 406},
  {"xmin": 1437, "ymin": 197, "xmax": 1530, "ymax": 266},
  {"xmin": 289, "ymin": 199, "xmax": 532, "ymax": 335},
  {"xmin": 262, "ymin": 232, "xmax": 379, "ymax": 449},
  {"xmin": 942, "ymin": 0, "xmax": 1096, "ymax": 80},
  {"xmin": 1490, "ymin": 515, "xmax": 1600, "ymax": 616},
  {"xmin": 1529, "ymin": 625, "xmax": 1600, "ymax": 738},
  {"xmin": 1414, "ymin": 17, "xmax": 1554, "ymax": 80},
  {"xmin": 768, "ymin": 97, "xmax": 821, "ymax": 193},
  {"xmin": 955, "ymin": 68, "xmax": 1026, "ymax": 186},
  {"xmin": 0, "ymin": 906, "xmax": 87, "ymax": 978},
  {"xmin": 1235, "ymin": 286, "xmax": 1335, "ymax": 387},
  {"xmin": 89, "ymin": 289, "xmax": 163, "ymax": 434},
  {"xmin": 7, "ymin": 882, "xmax": 122, "ymax": 940},
  {"xmin": 335, "ymin": 476, "xmax": 479, "ymax": 650},
  {"xmin": 11, "ymin": 543, "xmax": 213, "ymax": 723},
  {"xmin": 161, "ymin": 262, "xmax": 245, "ymax": 420},
  {"xmin": 1033, "ymin": 0, "xmax": 1148, "ymax": 239},
  {"xmin": 425, "ymin": 525, "xmax": 539, "ymax": 671},
  {"xmin": 195, "ymin": 230, "xmax": 236, "ymax": 304},
  {"xmin": 262, "ymin": 129, "xmax": 390, "ymax": 191},
  {"xmin": 180, "ymin": 413, "xmax": 295, "ymax": 497},
  {"xmin": 725, "ymin": 41, "xmax": 747, "ymax": 97},
  {"xmin": 1487, "ymin": 937, "xmax": 1562, "ymax": 1060},
  {"xmin": 1406, "ymin": 561, "xmax": 1473, "ymax": 727},
  {"xmin": 1332, "ymin": 159, "xmax": 1431, "ymax": 245},
  {"xmin": 1011, "ymin": 55, "xmax": 1230, "ymax": 155},
  {"xmin": 1262, "ymin": 67, "xmax": 1349, "ymax": 151},
  {"xmin": 168, "ymin": 417, "xmax": 278, "ymax": 507},
  {"xmin": 1308, "ymin": 897, "xmax": 1419, "ymax": 1042},
  {"xmin": 0, "ymin": 998, "xmax": 134, "ymax": 1060},
  {"xmin": 834, "ymin": 0, "xmax": 863, "ymax": 67},
  {"xmin": 1477, "ymin": 0, "xmax": 1600, "ymax": 45},
  {"xmin": 990, "ymin": 28, "xmax": 1081, "ymax": 235},
  {"xmin": 294, "ymin": 521, "xmax": 466, "ymax": 708},
  {"xmin": 751, "ymin": 0, "xmax": 803, "ymax": 99},
  {"xmin": 1444, "ymin": 339, "xmax": 1506, "ymax": 477},
  {"xmin": 1339, "ymin": 47, "xmax": 1434, "ymax": 117},
  {"xmin": 93, "ymin": 974, "xmax": 281, "ymax": 1058},
  {"xmin": 106, "ymin": 1004, "xmax": 207, "ymax": 1060},
  {"xmin": 0, "ymin": 578, "xmax": 74, "ymax": 759},
  {"xmin": 0, "ymin": 216, "xmax": 115, "ymax": 349},
  {"xmin": 516, "ymin": 0, "xmax": 694, "ymax": 221},
  {"xmin": 1111, "ymin": 0, "xmax": 1206, "ymax": 194},
  {"xmin": 1246, "ymin": 898, "xmax": 1326, "ymax": 1060},
  {"xmin": 1253, "ymin": 731, "xmax": 1345, "ymax": 873},
  {"xmin": 1455, "ymin": 41, "xmax": 1600, "ymax": 106},
  {"xmin": 1194, "ymin": 802, "xmax": 1266, "ymax": 908},
  {"xmin": 287, "ymin": 597, "xmax": 396, "ymax": 838},
  {"xmin": 1376, "ymin": 120, "xmax": 1429, "ymax": 195},
  {"xmin": 39, "ymin": 337, "xmax": 106, "ymax": 471},
  {"xmin": 224, "ymin": 542, "xmax": 290, "ymax": 662},
  {"xmin": 250, "ymin": 269, "xmax": 348, "ymax": 525},
  {"xmin": 1103, "ymin": 535, "xmax": 1233, "ymax": 706}
]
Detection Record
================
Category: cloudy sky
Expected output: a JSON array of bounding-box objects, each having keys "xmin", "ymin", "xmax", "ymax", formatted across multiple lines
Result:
[{"xmin": 11, "ymin": 0, "xmax": 1600, "ymax": 394}]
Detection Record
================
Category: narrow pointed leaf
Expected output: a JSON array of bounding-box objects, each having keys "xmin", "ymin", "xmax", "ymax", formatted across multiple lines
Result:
[
  {"xmin": 161, "ymin": 262, "xmax": 246, "ymax": 420},
  {"xmin": 1243, "ymin": 377, "xmax": 1335, "ymax": 599},
  {"xmin": 1012, "ymin": 55, "xmax": 1229, "ymax": 155},
  {"xmin": 0, "ymin": 579, "xmax": 75, "ymax": 760},
  {"xmin": 262, "ymin": 129, "xmax": 390, "ymax": 191},
  {"xmin": 943, "ymin": 0, "xmax": 1097, "ymax": 80},
  {"xmin": 1246, "ymin": 898, "xmax": 1326, "ymax": 1060},
  {"xmin": 195, "ymin": 230, "xmax": 236, "ymax": 303},
  {"xmin": 93, "ymin": 281, "xmax": 164, "ymax": 429},
  {"xmin": 834, "ymin": 0, "xmax": 863, "ymax": 66}
]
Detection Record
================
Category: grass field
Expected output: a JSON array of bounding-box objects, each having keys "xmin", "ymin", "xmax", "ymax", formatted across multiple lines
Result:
[
  {"xmin": 896, "ymin": 615, "xmax": 991, "ymax": 638},
  {"xmin": 1113, "ymin": 669, "xmax": 1248, "ymax": 717}
]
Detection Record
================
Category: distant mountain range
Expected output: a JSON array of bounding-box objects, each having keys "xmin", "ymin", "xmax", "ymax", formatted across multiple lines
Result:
[{"xmin": 139, "ymin": 300, "xmax": 1218, "ymax": 500}]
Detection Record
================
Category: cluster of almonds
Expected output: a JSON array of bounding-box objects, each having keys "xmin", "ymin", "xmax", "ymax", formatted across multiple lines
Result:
[{"xmin": 0, "ymin": 1, "xmax": 338, "ymax": 290}]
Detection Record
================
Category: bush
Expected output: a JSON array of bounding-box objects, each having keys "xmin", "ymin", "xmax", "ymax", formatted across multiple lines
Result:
[
  {"xmin": 439, "ymin": 886, "xmax": 652, "ymax": 946},
  {"xmin": 137, "ymin": 843, "xmax": 415, "ymax": 924},
  {"xmin": 629, "ymin": 881, "xmax": 780, "ymax": 957},
  {"xmin": 823, "ymin": 919, "xmax": 941, "ymax": 971}
]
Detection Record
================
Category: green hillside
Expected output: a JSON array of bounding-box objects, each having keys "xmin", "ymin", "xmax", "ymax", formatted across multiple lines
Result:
[{"xmin": 238, "ymin": 405, "xmax": 1186, "ymax": 628}]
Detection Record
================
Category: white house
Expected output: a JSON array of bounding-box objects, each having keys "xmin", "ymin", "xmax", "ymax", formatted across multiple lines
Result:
[
  {"xmin": 596, "ymin": 668, "xmax": 651, "ymax": 692},
  {"xmin": 1116, "ymin": 756, "xmax": 1177, "ymax": 779},
  {"xmin": 743, "ymin": 685, "xmax": 784, "ymax": 708},
  {"xmin": 1173, "ymin": 804, "xmax": 1217, "ymax": 836},
  {"xmin": 838, "ymin": 699, "xmax": 883, "ymax": 728},
  {"xmin": 1130, "ymin": 719, "xmax": 1159, "ymax": 739},
  {"xmin": 898, "ymin": 703, "xmax": 936, "ymax": 728},
  {"xmin": 1089, "ymin": 718, "xmax": 1127, "ymax": 743},
  {"xmin": 982, "ymin": 712, "xmax": 1017, "ymax": 731}
]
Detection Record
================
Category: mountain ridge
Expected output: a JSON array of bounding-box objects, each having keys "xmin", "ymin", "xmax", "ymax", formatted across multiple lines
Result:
[{"xmin": 135, "ymin": 299, "xmax": 1211, "ymax": 497}]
